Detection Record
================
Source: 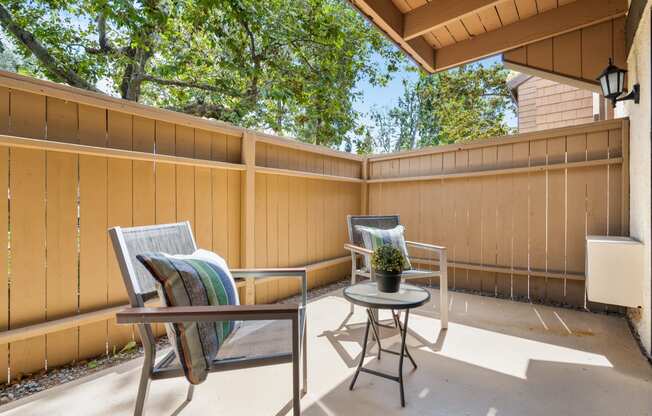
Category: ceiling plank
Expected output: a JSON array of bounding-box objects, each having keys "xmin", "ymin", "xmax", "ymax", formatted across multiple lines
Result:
[
  {"xmin": 348, "ymin": 0, "xmax": 435, "ymax": 71},
  {"xmin": 404, "ymin": 0, "xmax": 503, "ymax": 40},
  {"xmin": 434, "ymin": 0, "xmax": 626, "ymax": 72}
]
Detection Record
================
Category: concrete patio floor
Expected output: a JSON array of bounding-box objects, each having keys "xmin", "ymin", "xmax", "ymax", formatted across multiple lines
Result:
[{"xmin": 1, "ymin": 286, "xmax": 651, "ymax": 416}]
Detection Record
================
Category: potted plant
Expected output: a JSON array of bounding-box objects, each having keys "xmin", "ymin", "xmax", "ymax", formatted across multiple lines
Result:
[{"xmin": 371, "ymin": 245, "xmax": 404, "ymax": 293}]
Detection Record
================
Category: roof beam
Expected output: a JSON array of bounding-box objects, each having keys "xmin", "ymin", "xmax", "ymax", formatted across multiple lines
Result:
[
  {"xmin": 404, "ymin": 0, "xmax": 502, "ymax": 41},
  {"xmin": 348, "ymin": 0, "xmax": 435, "ymax": 71},
  {"xmin": 433, "ymin": 0, "xmax": 627, "ymax": 71}
]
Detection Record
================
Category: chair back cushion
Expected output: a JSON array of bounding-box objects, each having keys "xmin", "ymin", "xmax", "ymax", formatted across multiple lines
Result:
[
  {"xmin": 355, "ymin": 225, "xmax": 412, "ymax": 271},
  {"xmin": 137, "ymin": 250, "xmax": 238, "ymax": 385},
  {"xmin": 347, "ymin": 215, "xmax": 400, "ymax": 246}
]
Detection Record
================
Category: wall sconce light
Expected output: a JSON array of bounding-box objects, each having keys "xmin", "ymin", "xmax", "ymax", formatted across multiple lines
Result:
[{"xmin": 597, "ymin": 58, "xmax": 640, "ymax": 108}]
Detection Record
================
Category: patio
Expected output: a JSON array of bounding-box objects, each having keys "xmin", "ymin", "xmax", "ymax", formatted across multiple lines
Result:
[
  {"xmin": 0, "ymin": 1, "xmax": 651, "ymax": 415},
  {"xmin": 1, "ymin": 286, "xmax": 650, "ymax": 416}
]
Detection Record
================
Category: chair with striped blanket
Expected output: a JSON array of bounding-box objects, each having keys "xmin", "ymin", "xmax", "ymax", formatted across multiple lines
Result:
[{"xmin": 109, "ymin": 222, "xmax": 306, "ymax": 416}]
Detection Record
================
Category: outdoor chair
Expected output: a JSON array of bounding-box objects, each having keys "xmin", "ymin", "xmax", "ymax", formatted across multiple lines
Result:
[
  {"xmin": 109, "ymin": 222, "xmax": 307, "ymax": 416},
  {"xmin": 344, "ymin": 215, "xmax": 448, "ymax": 329}
]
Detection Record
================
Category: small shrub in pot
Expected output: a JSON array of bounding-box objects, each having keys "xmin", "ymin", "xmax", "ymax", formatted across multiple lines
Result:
[{"xmin": 371, "ymin": 245, "xmax": 404, "ymax": 293}]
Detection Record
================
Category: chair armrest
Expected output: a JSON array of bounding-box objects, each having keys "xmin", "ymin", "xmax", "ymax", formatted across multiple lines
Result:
[
  {"xmin": 405, "ymin": 241, "xmax": 447, "ymax": 253},
  {"xmin": 230, "ymin": 268, "xmax": 306, "ymax": 279},
  {"xmin": 231, "ymin": 268, "xmax": 308, "ymax": 309},
  {"xmin": 344, "ymin": 243, "xmax": 373, "ymax": 256},
  {"xmin": 116, "ymin": 304, "xmax": 299, "ymax": 324}
]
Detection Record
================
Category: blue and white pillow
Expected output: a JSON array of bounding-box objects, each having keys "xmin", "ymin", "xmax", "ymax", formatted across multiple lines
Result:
[{"xmin": 355, "ymin": 225, "xmax": 412, "ymax": 271}]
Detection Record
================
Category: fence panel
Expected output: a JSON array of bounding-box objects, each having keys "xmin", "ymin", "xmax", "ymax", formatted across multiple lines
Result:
[
  {"xmin": 0, "ymin": 71, "xmax": 362, "ymax": 381},
  {"xmin": 367, "ymin": 119, "xmax": 629, "ymax": 308}
]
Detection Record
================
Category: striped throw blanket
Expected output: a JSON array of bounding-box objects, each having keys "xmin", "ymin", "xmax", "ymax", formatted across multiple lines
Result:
[{"xmin": 137, "ymin": 251, "xmax": 238, "ymax": 385}]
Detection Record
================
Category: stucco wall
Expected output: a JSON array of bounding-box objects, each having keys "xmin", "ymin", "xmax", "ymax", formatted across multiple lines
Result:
[{"xmin": 620, "ymin": 2, "xmax": 652, "ymax": 356}]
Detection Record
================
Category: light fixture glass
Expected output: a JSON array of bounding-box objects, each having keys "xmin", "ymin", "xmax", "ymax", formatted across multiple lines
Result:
[{"xmin": 597, "ymin": 58, "xmax": 639, "ymax": 107}]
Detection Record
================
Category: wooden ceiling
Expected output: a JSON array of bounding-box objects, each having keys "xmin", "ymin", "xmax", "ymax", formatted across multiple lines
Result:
[{"xmin": 348, "ymin": 0, "xmax": 628, "ymax": 73}]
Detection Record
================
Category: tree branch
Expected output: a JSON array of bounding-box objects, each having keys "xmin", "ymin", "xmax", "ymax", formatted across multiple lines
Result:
[
  {"xmin": 0, "ymin": 3, "xmax": 100, "ymax": 92},
  {"xmin": 143, "ymin": 75, "xmax": 224, "ymax": 92},
  {"xmin": 85, "ymin": 11, "xmax": 117, "ymax": 55}
]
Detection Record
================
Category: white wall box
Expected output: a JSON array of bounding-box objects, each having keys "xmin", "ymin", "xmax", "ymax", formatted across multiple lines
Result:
[{"xmin": 586, "ymin": 236, "xmax": 645, "ymax": 308}]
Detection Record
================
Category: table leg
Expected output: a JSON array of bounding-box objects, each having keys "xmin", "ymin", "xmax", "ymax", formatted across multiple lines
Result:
[
  {"xmin": 349, "ymin": 316, "xmax": 371, "ymax": 391},
  {"xmin": 393, "ymin": 310, "xmax": 417, "ymax": 369},
  {"xmin": 367, "ymin": 309, "xmax": 382, "ymax": 359},
  {"xmin": 398, "ymin": 309, "xmax": 410, "ymax": 407}
]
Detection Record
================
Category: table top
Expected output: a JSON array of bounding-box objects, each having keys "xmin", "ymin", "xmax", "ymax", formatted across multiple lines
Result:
[{"xmin": 343, "ymin": 282, "xmax": 431, "ymax": 310}]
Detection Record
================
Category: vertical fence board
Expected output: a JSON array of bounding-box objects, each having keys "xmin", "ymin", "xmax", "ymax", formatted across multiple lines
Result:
[
  {"xmin": 45, "ymin": 152, "xmax": 79, "ymax": 367},
  {"xmin": 194, "ymin": 130, "xmax": 211, "ymax": 160},
  {"xmin": 608, "ymin": 129, "xmax": 623, "ymax": 236},
  {"xmin": 495, "ymin": 145, "xmax": 513, "ymax": 297},
  {"xmin": 481, "ymin": 147, "xmax": 498, "ymax": 295},
  {"xmin": 78, "ymin": 104, "xmax": 108, "ymax": 360},
  {"xmin": 9, "ymin": 91, "xmax": 47, "ymax": 378},
  {"xmin": 227, "ymin": 171, "xmax": 241, "ymax": 268},
  {"xmin": 277, "ymin": 176, "xmax": 290, "ymax": 298},
  {"xmin": 132, "ymin": 117, "xmax": 159, "ymax": 334},
  {"xmin": 547, "ymin": 137, "xmax": 566, "ymax": 303},
  {"xmin": 254, "ymin": 174, "xmax": 268, "ymax": 303},
  {"xmin": 107, "ymin": 112, "xmax": 134, "ymax": 350},
  {"xmin": 512, "ymin": 142, "xmax": 530, "ymax": 299},
  {"xmin": 266, "ymin": 174, "xmax": 279, "ymax": 301},
  {"xmin": 566, "ymin": 134, "xmax": 588, "ymax": 305},
  {"xmin": 1, "ymin": 90, "xmax": 9, "ymax": 380},
  {"xmin": 107, "ymin": 158, "xmax": 134, "ymax": 351},
  {"xmin": 195, "ymin": 167, "xmax": 213, "ymax": 249},
  {"xmin": 0, "ymin": 146, "xmax": 8, "ymax": 383},
  {"xmin": 467, "ymin": 149, "xmax": 482, "ymax": 291},
  {"xmin": 454, "ymin": 151, "xmax": 470, "ymax": 290},
  {"xmin": 46, "ymin": 98, "xmax": 78, "ymax": 144},
  {"xmin": 9, "ymin": 148, "xmax": 47, "ymax": 378},
  {"xmin": 0, "ymin": 87, "xmax": 8, "ymax": 134},
  {"xmin": 529, "ymin": 140, "xmax": 547, "ymax": 301},
  {"xmin": 211, "ymin": 170, "xmax": 228, "ymax": 259}
]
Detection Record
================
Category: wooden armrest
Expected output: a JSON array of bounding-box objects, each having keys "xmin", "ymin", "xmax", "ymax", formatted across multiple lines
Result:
[
  {"xmin": 344, "ymin": 243, "xmax": 373, "ymax": 256},
  {"xmin": 230, "ymin": 268, "xmax": 306, "ymax": 279},
  {"xmin": 405, "ymin": 241, "xmax": 447, "ymax": 253},
  {"xmin": 116, "ymin": 304, "xmax": 299, "ymax": 324}
]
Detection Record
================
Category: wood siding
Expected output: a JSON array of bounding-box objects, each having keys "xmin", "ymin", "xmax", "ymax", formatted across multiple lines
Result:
[
  {"xmin": 504, "ymin": 17, "xmax": 626, "ymax": 90},
  {"xmin": 516, "ymin": 77, "xmax": 595, "ymax": 132}
]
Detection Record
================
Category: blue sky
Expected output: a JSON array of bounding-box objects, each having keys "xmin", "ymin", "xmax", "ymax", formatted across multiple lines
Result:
[{"xmin": 353, "ymin": 53, "xmax": 517, "ymax": 128}]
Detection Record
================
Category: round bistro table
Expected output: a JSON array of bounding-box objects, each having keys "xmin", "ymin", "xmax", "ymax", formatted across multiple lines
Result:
[{"xmin": 343, "ymin": 282, "xmax": 430, "ymax": 407}]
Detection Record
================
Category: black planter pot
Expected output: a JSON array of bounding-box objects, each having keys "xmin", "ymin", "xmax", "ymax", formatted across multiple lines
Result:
[{"xmin": 374, "ymin": 270, "xmax": 401, "ymax": 293}]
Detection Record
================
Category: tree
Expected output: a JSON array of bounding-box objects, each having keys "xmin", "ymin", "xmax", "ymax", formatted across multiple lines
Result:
[
  {"xmin": 362, "ymin": 63, "xmax": 514, "ymax": 152},
  {"xmin": 0, "ymin": 0, "xmax": 402, "ymax": 147}
]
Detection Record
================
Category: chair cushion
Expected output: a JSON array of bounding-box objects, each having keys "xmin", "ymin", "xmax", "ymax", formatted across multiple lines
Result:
[
  {"xmin": 137, "ymin": 251, "xmax": 238, "ymax": 385},
  {"xmin": 355, "ymin": 225, "xmax": 412, "ymax": 270}
]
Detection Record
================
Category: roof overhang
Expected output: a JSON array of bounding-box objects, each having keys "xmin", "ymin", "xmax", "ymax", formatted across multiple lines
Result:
[{"xmin": 348, "ymin": 0, "xmax": 628, "ymax": 74}]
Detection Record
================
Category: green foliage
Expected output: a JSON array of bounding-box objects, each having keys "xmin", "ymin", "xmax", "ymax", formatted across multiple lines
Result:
[
  {"xmin": 361, "ymin": 63, "xmax": 515, "ymax": 152},
  {"xmin": 118, "ymin": 340, "xmax": 137, "ymax": 354},
  {"xmin": 371, "ymin": 245, "xmax": 403, "ymax": 274},
  {"xmin": 0, "ymin": 0, "xmax": 402, "ymax": 147}
]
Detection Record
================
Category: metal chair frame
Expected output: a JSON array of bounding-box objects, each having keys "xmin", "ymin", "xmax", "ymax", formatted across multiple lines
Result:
[
  {"xmin": 110, "ymin": 222, "xmax": 307, "ymax": 416},
  {"xmin": 344, "ymin": 215, "xmax": 448, "ymax": 329}
]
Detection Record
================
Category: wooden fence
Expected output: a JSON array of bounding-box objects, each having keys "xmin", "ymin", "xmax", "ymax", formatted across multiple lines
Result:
[
  {"xmin": 0, "ymin": 70, "xmax": 630, "ymax": 383},
  {"xmin": 367, "ymin": 118, "xmax": 629, "ymax": 309},
  {"xmin": 0, "ymin": 71, "xmax": 362, "ymax": 382}
]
